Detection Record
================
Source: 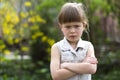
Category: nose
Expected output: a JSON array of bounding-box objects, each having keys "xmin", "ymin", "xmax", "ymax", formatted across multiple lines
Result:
[{"xmin": 70, "ymin": 27, "xmax": 76, "ymax": 33}]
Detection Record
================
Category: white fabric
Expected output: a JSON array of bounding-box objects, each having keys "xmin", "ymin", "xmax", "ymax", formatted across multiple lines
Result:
[{"xmin": 56, "ymin": 37, "xmax": 92, "ymax": 80}]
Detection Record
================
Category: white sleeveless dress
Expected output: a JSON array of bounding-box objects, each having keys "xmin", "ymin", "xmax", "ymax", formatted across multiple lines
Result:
[{"xmin": 56, "ymin": 37, "xmax": 92, "ymax": 80}]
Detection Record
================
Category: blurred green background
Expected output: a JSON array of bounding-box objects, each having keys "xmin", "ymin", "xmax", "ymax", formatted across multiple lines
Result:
[{"xmin": 0, "ymin": 0, "xmax": 120, "ymax": 80}]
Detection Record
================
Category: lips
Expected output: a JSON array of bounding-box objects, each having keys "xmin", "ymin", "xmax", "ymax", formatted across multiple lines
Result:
[
  {"xmin": 69, "ymin": 35, "xmax": 76, "ymax": 37},
  {"xmin": 69, "ymin": 35, "xmax": 76, "ymax": 38}
]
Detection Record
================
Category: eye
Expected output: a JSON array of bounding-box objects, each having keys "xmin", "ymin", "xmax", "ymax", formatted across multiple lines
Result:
[
  {"xmin": 65, "ymin": 25, "xmax": 71, "ymax": 29},
  {"xmin": 74, "ymin": 25, "xmax": 80, "ymax": 28}
]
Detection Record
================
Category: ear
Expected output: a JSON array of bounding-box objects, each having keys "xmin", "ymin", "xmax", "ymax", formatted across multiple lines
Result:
[
  {"xmin": 82, "ymin": 22, "xmax": 88, "ymax": 31},
  {"xmin": 82, "ymin": 23, "xmax": 85, "ymax": 31}
]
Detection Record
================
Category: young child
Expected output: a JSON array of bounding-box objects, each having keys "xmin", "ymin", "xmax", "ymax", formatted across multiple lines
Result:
[{"xmin": 50, "ymin": 2, "xmax": 98, "ymax": 80}]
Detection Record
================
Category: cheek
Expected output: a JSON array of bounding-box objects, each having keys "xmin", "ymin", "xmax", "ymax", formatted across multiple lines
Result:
[
  {"xmin": 61, "ymin": 28, "xmax": 65, "ymax": 33},
  {"xmin": 77, "ymin": 29, "xmax": 84, "ymax": 35},
  {"xmin": 61, "ymin": 28, "xmax": 67, "ymax": 35}
]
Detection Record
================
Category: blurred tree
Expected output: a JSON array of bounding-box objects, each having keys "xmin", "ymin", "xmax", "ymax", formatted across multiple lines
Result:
[{"xmin": 0, "ymin": 0, "xmax": 55, "ymax": 66}]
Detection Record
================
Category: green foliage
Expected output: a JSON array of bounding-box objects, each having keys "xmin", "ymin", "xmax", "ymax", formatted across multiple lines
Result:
[
  {"xmin": 36, "ymin": 0, "xmax": 66, "ymax": 41},
  {"xmin": 93, "ymin": 69, "xmax": 120, "ymax": 80},
  {"xmin": 89, "ymin": 0, "xmax": 111, "ymax": 12},
  {"xmin": 30, "ymin": 35, "xmax": 54, "ymax": 64},
  {"xmin": 0, "ymin": 59, "xmax": 52, "ymax": 80},
  {"xmin": 0, "ymin": 0, "xmax": 55, "ymax": 64}
]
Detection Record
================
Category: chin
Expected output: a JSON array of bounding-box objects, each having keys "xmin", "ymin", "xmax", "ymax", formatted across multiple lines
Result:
[{"xmin": 69, "ymin": 39, "xmax": 78, "ymax": 42}]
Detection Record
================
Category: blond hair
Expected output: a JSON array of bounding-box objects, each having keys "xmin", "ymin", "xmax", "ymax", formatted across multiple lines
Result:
[{"xmin": 58, "ymin": 2, "xmax": 89, "ymax": 30}]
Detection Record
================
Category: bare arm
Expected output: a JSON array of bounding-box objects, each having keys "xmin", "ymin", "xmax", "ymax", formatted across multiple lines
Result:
[
  {"xmin": 61, "ymin": 43, "xmax": 98, "ymax": 74},
  {"xmin": 50, "ymin": 44, "xmax": 77, "ymax": 80}
]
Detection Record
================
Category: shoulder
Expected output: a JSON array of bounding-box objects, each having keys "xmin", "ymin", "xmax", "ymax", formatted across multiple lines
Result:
[
  {"xmin": 81, "ymin": 40, "xmax": 92, "ymax": 44},
  {"xmin": 51, "ymin": 43, "xmax": 58, "ymax": 50},
  {"xmin": 51, "ymin": 42, "xmax": 62, "ymax": 58},
  {"xmin": 84, "ymin": 41, "xmax": 95, "ymax": 57},
  {"xmin": 78, "ymin": 40, "xmax": 93, "ymax": 50},
  {"xmin": 51, "ymin": 39, "xmax": 63, "ymax": 51},
  {"xmin": 52, "ymin": 39, "xmax": 65, "ymax": 49},
  {"xmin": 82, "ymin": 40, "xmax": 93, "ymax": 47}
]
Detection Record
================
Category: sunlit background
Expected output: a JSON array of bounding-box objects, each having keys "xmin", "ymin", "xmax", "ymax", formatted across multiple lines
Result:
[{"xmin": 0, "ymin": 0, "xmax": 120, "ymax": 80}]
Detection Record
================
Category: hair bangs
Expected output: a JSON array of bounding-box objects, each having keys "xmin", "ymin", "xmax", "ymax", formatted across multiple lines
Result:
[{"xmin": 59, "ymin": 7, "xmax": 81, "ymax": 24}]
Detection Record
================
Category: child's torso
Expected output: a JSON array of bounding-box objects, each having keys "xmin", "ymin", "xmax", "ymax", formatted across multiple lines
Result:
[{"xmin": 56, "ymin": 38, "xmax": 92, "ymax": 80}]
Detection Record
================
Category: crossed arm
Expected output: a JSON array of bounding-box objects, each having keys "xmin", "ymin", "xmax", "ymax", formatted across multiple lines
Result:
[{"xmin": 50, "ymin": 44, "xmax": 98, "ymax": 80}]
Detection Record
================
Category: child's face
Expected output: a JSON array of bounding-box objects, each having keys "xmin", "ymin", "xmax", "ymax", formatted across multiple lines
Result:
[{"xmin": 61, "ymin": 22, "xmax": 85, "ymax": 43}]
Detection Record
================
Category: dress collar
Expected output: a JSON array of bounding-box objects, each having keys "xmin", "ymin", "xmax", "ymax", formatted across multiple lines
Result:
[
  {"xmin": 76, "ymin": 38, "xmax": 85, "ymax": 49},
  {"xmin": 63, "ymin": 37, "xmax": 85, "ymax": 49}
]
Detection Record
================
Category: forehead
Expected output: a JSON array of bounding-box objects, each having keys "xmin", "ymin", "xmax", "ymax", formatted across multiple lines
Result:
[{"xmin": 61, "ymin": 22, "xmax": 83, "ymax": 26}]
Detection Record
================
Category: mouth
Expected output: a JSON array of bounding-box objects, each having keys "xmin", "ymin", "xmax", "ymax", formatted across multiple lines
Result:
[{"xmin": 69, "ymin": 35, "xmax": 76, "ymax": 38}]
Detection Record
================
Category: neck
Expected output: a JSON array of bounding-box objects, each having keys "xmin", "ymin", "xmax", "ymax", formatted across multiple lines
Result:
[{"xmin": 68, "ymin": 40, "xmax": 78, "ymax": 49}]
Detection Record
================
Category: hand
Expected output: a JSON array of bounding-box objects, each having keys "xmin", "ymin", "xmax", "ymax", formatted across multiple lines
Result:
[{"xmin": 82, "ymin": 57, "xmax": 98, "ymax": 64}]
